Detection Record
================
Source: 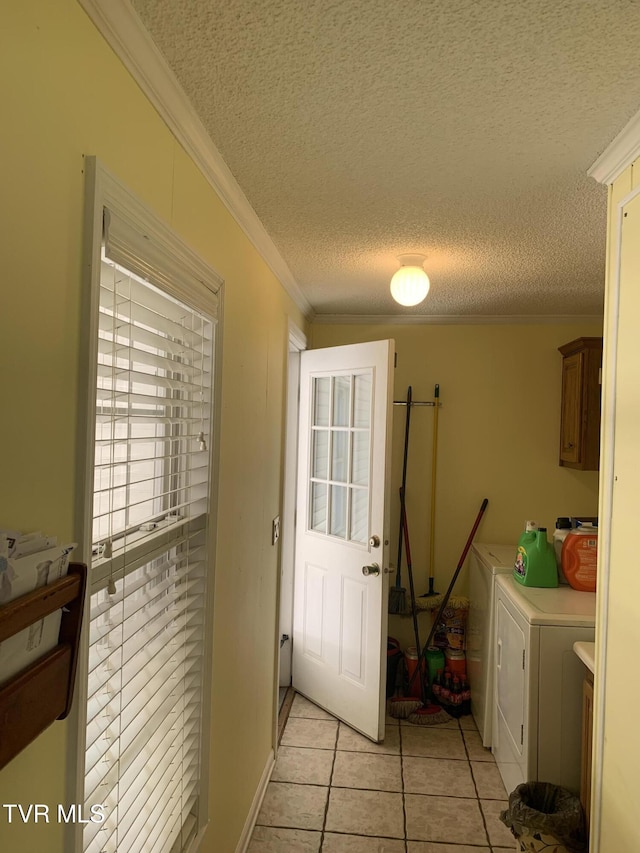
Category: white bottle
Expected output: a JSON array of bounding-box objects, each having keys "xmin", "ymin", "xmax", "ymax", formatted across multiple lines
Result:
[{"xmin": 553, "ymin": 517, "xmax": 572, "ymax": 584}]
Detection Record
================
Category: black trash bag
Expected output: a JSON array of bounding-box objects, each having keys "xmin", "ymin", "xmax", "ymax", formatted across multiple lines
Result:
[{"xmin": 500, "ymin": 782, "xmax": 588, "ymax": 853}]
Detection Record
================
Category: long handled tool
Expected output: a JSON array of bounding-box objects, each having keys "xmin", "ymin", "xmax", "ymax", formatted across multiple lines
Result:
[
  {"xmin": 402, "ymin": 489, "xmax": 427, "ymax": 700},
  {"xmin": 424, "ymin": 383, "xmax": 440, "ymax": 599},
  {"xmin": 388, "ymin": 386, "xmax": 412, "ymax": 614},
  {"xmin": 402, "ymin": 496, "xmax": 451, "ymax": 726},
  {"xmin": 408, "ymin": 497, "xmax": 489, "ymax": 697}
]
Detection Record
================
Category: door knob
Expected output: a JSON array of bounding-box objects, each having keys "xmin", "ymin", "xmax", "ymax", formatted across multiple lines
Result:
[
  {"xmin": 369, "ymin": 535, "xmax": 380, "ymax": 548},
  {"xmin": 362, "ymin": 563, "xmax": 380, "ymax": 577}
]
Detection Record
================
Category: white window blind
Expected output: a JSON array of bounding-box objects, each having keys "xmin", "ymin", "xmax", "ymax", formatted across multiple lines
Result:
[{"xmin": 83, "ymin": 228, "xmax": 215, "ymax": 853}]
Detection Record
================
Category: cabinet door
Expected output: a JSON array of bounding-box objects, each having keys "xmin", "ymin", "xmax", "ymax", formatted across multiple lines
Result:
[
  {"xmin": 581, "ymin": 674, "xmax": 594, "ymax": 829},
  {"xmin": 495, "ymin": 597, "xmax": 526, "ymax": 757},
  {"xmin": 560, "ymin": 351, "xmax": 583, "ymax": 465}
]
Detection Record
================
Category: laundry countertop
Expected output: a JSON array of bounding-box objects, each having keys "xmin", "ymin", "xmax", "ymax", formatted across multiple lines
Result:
[{"xmin": 573, "ymin": 640, "xmax": 596, "ymax": 674}]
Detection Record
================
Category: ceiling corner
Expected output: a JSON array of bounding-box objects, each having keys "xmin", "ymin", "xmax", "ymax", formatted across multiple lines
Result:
[
  {"xmin": 76, "ymin": 0, "xmax": 313, "ymax": 318},
  {"xmin": 588, "ymin": 107, "xmax": 640, "ymax": 185}
]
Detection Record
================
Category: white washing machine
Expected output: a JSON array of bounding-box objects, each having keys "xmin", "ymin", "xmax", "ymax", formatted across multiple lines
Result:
[
  {"xmin": 492, "ymin": 574, "xmax": 596, "ymax": 796},
  {"xmin": 468, "ymin": 542, "xmax": 516, "ymax": 747}
]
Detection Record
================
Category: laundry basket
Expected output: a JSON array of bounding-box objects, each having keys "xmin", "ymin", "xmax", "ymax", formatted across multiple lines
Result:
[{"xmin": 500, "ymin": 782, "xmax": 587, "ymax": 853}]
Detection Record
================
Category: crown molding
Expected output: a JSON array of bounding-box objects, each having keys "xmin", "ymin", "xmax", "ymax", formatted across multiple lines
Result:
[
  {"xmin": 311, "ymin": 313, "xmax": 604, "ymax": 326},
  {"xmin": 77, "ymin": 0, "xmax": 313, "ymax": 318},
  {"xmin": 588, "ymin": 107, "xmax": 640, "ymax": 185}
]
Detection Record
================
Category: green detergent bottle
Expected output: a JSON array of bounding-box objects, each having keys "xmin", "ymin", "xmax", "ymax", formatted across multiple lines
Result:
[
  {"xmin": 514, "ymin": 526, "xmax": 558, "ymax": 588},
  {"xmin": 514, "ymin": 521, "xmax": 537, "ymax": 574}
]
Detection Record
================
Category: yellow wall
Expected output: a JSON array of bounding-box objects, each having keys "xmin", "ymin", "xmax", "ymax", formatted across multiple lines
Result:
[
  {"xmin": 0, "ymin": 1, "xmax": 305, "ymax": 851},
  {"xmin": 310, "ymin": 323, "xmax": 602, "ymax": 650},
  {"xmin": 595, "ymin": 156, "xmax": 640, "ymax": 850}
]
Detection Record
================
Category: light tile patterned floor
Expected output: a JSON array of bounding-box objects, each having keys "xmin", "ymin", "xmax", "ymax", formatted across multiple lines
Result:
[{"xmin": 248, "ymin": 693, "xmax": 517, "ymax": 852}]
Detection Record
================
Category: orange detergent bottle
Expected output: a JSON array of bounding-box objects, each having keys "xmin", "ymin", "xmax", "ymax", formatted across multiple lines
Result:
[{"xmin": 561, "ymin": 524, "xmax": 598, "ymax": 592}]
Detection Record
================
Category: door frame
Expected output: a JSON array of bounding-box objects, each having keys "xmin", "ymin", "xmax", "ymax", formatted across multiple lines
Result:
[
  {"xmin": 273, "ymin": 320, "xmax": 306, "ymax": 750},
  {"xmin": 590, "ymin": 180, "xmax": 640, "ymax": 850},
  {"xmin": 290, "ymin": 339, "xmax": 394, "ymax": 741}
]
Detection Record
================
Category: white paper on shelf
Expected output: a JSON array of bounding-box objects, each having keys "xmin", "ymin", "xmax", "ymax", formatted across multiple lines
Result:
[
  {"xmin": 0, "ymin": 530, "xmax": 29, "ymax": 558},
  {"xmin": 12, "ymin": 535, "xmax": 58, "ymax": 559},
  {"xmin": 0, "ymin": 611, "xmax": 64, "ymax": 686},
  {"xmin": 0, "ymin": 543, "xmax": 77, "ymax": 605}
]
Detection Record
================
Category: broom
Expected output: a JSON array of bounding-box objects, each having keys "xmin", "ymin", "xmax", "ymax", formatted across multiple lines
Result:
[
  {"xmin": 407, "ymin": 498, "xmax": 489, "ymax": 705},
  {"xmin": 402, "ymin": 499, "xmax": 451, "ymax": 726},
  {"xmin": 388, "ymin": 498, "xmax": 450, "ymax": 723},
  {"xmin": 387, "ymin": 493, "xmax": 423, "ymax": 720},
  {"xmin": 388, "ymin": 386, "xmax": 412, "ymax": 614}
]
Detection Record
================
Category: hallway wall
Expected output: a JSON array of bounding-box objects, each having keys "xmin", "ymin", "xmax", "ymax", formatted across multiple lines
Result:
[{"xmin": 0, "ymin": 2, "xmax": 305, "ymax": 850}]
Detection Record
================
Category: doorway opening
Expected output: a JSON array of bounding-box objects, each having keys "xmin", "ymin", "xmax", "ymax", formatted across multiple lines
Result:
[{"xmin": 276, "ymin": 323, "xmax": 307, "ymax": 728}]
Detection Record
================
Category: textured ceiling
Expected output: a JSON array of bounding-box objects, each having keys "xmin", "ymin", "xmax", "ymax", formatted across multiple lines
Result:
[{"xmin": 131, "ymin": 0, "xmax": 640, "ymax": 317}]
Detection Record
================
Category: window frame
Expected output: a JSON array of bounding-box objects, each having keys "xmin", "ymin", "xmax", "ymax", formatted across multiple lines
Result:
[{"xmin": 69, "ymin": 157, "xmax": 223, "ymax": 853}]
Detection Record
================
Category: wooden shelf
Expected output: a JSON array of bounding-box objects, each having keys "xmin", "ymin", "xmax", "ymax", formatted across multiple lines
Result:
[{"xmin": 0, "ymin": 562, "xmax": 86, "ymax": 769}]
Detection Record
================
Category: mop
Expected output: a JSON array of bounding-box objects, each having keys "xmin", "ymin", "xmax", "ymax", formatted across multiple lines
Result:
[
  {"xmin": 421, "ymin": 383, "xmax": 442, "ymax": 604},
  {"xmin": 387, "ymin": 492, "xmax": 425, "ymax": 720},
  {"xmin": 388, "ymin": 386, "xmax": 412, "ymax": 614},
  {"xmin": 402, "ymin": 498, "xmax": 451, "ymax": 726}
]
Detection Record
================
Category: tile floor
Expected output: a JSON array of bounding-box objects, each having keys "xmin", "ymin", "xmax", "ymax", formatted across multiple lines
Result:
[{"xmin": 248, "ymin": 694, "xmax": 517, "ymax": 852}]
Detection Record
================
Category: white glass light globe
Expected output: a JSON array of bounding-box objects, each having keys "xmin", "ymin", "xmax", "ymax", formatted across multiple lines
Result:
[{"xmin": 390, "ymin": 265, "xmax": 430, "ymax": 306}]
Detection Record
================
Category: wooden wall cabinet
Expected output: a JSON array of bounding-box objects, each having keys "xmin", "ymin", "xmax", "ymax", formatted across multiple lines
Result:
[{"xmin": 558, "ymin": 337, "xmax": 603, "ymax": 471}]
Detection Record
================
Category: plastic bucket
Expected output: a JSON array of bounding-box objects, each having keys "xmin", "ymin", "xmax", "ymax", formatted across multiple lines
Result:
[
  {"xmin": 404, "ymin": 646, "xmax": 426, "ymax": 699},
  {"xmin": 425, "ymin": 646, "xmax": 445, "ymax": 684},
  {"xmin": 445, "ymin": 648, "xmax": 466, "ymax": 678}
]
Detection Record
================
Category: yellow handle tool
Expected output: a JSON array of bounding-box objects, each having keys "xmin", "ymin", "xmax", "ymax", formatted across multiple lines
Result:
[{"xmin": 426, "ymin": 384, "xmax": 440, "ymax": 597}]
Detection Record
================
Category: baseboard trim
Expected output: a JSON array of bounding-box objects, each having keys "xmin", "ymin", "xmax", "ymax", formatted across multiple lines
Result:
[{"xmin": 235, "ymin": 749, "xmax": 275, "ymax": 853}]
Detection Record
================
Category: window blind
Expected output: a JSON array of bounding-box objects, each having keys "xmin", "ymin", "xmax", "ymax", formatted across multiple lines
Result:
[{"xmin": 83, "ymin": 245, "xmax": 214, "ymax": 853}]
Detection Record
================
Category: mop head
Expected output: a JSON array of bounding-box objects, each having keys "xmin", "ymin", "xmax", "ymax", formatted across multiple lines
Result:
[
  {"xmin": 408, "ymin": 704, "xmax": 452, "ymax": 726},
  {"xmin": 415, "ymin": 592, "xmax": 444, "ymax": 611},
  {"xmin": 415, "ymin": 594, "xmax": 469, "ymax": 612},
  {"xmin": 387, "ymin": 696, "xmax": 422, "ymax": 719}
]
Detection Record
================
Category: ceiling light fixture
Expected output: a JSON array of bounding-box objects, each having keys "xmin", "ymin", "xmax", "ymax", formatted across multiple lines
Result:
[{"xmin": 390, "ymin": 253, "xmax": 430, "ymax": 307}]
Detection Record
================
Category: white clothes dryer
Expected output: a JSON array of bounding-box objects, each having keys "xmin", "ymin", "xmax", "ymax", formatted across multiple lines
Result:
[
  {"xmin": 492, "ymin": 575, "xmax": 596, "ymax": 796},
  {"xmin": 467, "ymin": 542, "xmax": 516, "ymax": 747}
]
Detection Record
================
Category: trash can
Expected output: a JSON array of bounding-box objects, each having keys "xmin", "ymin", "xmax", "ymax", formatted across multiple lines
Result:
[{"xmin": 500, "ymin": 782, "xmax": 587, "ymax": 852}]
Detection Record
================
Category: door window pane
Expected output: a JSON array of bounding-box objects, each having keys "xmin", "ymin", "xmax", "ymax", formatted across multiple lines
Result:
[
  {"xmin": 331, "ymin": 431, "xmax": 349, "ymax": 483},
  {"xmin": 351, "ymin": 432, "xmax": 369, "ymax": 486},
  {"xmin": 311, "ymin": 483, "xmax": 327, "ymax": 532},
  {"xmin": 332, "ymin": 376, "xmax": 351, "ymax": 427},
  {"xmin": 313, "ymin": 377, "xmax": 330, "ymax": 426},
  {"xmin": 330, "ymin": 485, "xmax": 347, "ymax": 538},
  {"xmin": 350, "ymin": 488, "xmax": 368, "ymax": 544},
  {"xmin": 353, "ymin": 373, "xmax": 372, "ymax": 428},
  {"xmin": 312, "ymin": 429, "xmax": 329, "ymax": 479}
]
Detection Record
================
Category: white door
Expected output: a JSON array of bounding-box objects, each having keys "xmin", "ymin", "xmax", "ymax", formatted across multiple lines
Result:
[{"xmin": 292, "ymin": 339, "xmax": 394, "ymax": 741}]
